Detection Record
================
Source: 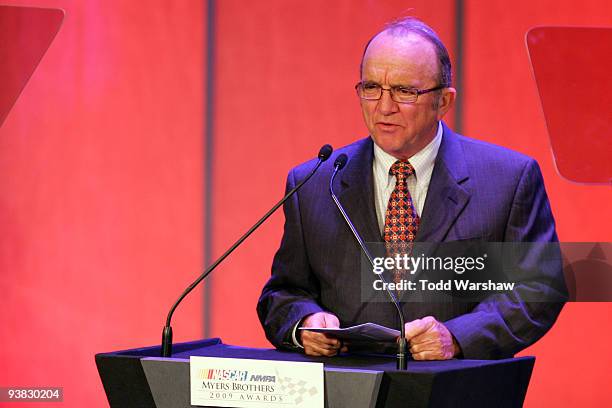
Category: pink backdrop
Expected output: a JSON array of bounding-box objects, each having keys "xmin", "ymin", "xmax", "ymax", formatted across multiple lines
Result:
[
  {"xmin": 1, "ymin": 1, "xmax": 610, "ymax": 407},
  {"xmin": 0, "ymin": 1, "xmax": 205, "ymax": 406}
]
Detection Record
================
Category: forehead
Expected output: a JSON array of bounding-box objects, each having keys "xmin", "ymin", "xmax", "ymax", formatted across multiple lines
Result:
[{"xmin": 361, "ymin": 32, "xmax": 439, "ymax": 85}]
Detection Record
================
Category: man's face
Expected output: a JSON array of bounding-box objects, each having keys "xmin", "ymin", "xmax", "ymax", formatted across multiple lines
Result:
[{"xmin": 360, "ymin": 32, "xmax": 454, "ymax": 159}]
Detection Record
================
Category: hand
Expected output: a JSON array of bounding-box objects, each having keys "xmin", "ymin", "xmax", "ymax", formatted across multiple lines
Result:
[
  {"xmin": 403, "ymin": 316, "xmax": 460, "ymax": 360},
  {"xmin": 299, "ymin": 312, "xmax": 348, "ymax": 357}
]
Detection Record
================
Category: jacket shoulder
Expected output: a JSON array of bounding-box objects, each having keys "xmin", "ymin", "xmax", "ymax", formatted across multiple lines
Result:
[
  {"xmin": 452, "ymin": 132, "xmax": 537, "ymax": 176},
  {"xmin": 290, "ymin": 137, "xmax": 372, "ymax": 177}
]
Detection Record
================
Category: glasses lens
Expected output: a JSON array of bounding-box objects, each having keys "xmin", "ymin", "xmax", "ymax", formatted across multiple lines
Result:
[
  {"xmin": 392, "ymin": 87, "xmax": 418, "ymax": 103},
  {"xmin": 358, "ymin": 83, "xmax": 381, "ymax": 100}
]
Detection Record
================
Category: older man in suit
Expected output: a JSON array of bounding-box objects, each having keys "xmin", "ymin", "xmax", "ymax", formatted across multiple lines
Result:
[{"xmin": 257, "ymin": 17, "xmax": 566, "ymax": 360}]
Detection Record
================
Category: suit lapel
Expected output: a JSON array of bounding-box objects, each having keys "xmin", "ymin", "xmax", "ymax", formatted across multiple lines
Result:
[
  {"xmin": 416, "ymin": 124, "xmax": 471, "ymax": 242},
  {"xmin": 332, "ymin": 125, "xmax": 471, "ymax": 245},
  {"xmin": 335, "ymin": 138, "xmax": 382, "ymax": 244}
]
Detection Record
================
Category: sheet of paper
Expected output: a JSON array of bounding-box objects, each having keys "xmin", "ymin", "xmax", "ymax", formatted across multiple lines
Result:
[{"xmin": 299, "ymin": 322, "xmax": 400, "ymax": 342}]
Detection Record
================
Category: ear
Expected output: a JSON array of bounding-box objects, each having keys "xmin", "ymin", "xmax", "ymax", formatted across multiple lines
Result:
[{"xmin": 436, "ymin": 87, "xmax": 456, "ymax": 120}]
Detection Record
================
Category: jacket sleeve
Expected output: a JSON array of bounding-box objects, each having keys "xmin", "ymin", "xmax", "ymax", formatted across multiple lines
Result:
[
  {"xmin": 444, "ymin": 159, "xmax": 568, "ymax": 359},
  {"xmin": 257, "ymin": 169, "xmax": 324, "ymax": 350}
]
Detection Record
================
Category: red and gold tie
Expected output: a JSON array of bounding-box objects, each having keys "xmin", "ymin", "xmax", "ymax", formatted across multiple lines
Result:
[{"xmin": 383, "ymin": 160, "xmax": 419, "ymax": 283}]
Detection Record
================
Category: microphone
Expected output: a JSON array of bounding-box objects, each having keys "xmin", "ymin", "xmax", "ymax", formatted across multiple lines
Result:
[
  {"xmin": 329, "ymin": 153, "xmax": 409, "ymax": 370},
  {"xmin": 161, "ymin": 144, "xmax": 333, "ymax": 357}
]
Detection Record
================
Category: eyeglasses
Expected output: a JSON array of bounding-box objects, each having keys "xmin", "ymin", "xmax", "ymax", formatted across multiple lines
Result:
[{"xmin": 355, "ymin": 81, "xmax": 447, "ymax": 104}]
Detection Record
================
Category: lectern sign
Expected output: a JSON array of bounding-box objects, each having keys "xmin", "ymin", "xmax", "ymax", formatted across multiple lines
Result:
[{"xmin": 190, "ymin": 356, "xmax": 324, "ymax": 408}]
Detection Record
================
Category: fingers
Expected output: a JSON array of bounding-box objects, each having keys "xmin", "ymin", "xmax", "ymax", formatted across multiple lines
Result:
[
  {"xmin": 404, "ymin": 316, "xmax": 437, "ymax": 340},
  {"xmin": 409, "ymin": 337, "xmax": 438, "ymax": 354},
  {"xmin": 409, "ymin": 338, "xmax": 453, "ymax": 360},
  {"xmin": 411, "ymin": 350, "xmax": 453, "ymax": 360},
  {"xmin": 300, "ymin": 312, "xmax": 346, "ymax": 357},
  {"xmin": 323, "ymin": 313, "xmax": 341, "ymax": 328},
  {"xmin": 302, "ymin": 311, "xmax": 340, "ymax": 329},
  {"xmin": 303, "ymin": 339, "xmax": 347, "ymax": 356},
  {"xmin": 304, "ymin": 343, "xmax": 336, "ymax": 357},
  {"xmin": 403, "ymin": 316, "xmax": 457, "ymax": 360},
  {"xmin": 301, "ymin": 332, "xmax": 343, "ymax": 356},
  {"xmin": 305, "ymin": 344, "xmax": 342, "ymax": 356}
]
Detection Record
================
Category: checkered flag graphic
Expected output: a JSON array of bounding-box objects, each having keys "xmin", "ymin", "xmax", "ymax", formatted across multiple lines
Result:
[{"xmin": 275, "ymin": 372, "xmax": 319, "ymax": 405}]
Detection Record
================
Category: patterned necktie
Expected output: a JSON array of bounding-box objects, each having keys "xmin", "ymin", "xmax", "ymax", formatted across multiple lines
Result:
[{"xmin": 383, "ymin": 160, "xmax": 419, "ymax": 283}]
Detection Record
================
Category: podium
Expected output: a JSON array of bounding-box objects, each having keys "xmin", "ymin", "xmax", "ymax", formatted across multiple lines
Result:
[{"xmin": 96, "ymin": 338, "xmax": 534, "ymax": 408}]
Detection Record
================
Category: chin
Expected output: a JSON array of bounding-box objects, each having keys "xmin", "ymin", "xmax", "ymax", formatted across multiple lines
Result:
[
  {"xmin": 381, "ymin": 145, "xmax": 407, "ymax": 159},
  {"xmin": 372, "ymin": 137, "xmax": 407, "ymax": 157}
]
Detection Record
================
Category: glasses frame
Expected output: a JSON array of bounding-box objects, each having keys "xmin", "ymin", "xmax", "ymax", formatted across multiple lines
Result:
[{"xmin": 355, "ymin": 81, "xmax": 447, "ymax": 104}]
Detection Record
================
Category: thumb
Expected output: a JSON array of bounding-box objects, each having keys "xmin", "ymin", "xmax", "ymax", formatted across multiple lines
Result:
[
  {"xmin": 322, "ymin": 313, "xmax": 340, "ymax": 328},
  {"xmin": 404, "ymin": 317, "xmax": 434, "ymax": 340}
]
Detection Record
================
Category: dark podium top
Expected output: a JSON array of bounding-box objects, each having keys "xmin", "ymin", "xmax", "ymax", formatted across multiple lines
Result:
[{"xmin": 96, "ymin": 338, "xmax": 534, "ymax": 408}]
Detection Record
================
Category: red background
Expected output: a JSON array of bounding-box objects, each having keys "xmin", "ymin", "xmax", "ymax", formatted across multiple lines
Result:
[{"xmin": 1, "ymin": 1, "xmax": 611, "ymax": 407}]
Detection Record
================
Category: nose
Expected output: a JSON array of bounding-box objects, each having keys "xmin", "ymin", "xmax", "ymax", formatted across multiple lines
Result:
[{"xmin": 378, "ymin": 88, "xmax": 399, "ymax": 115}]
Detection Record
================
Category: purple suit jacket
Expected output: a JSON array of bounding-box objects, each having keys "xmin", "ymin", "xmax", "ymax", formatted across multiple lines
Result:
[{"xmin": 257, "ymin": 123, "xmax": 567, "ymax": 359}]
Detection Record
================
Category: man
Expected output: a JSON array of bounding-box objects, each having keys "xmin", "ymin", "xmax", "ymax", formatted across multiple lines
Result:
[{"xmin": 257, "ymin": 17, "xmax": 566, "ymax": 360}]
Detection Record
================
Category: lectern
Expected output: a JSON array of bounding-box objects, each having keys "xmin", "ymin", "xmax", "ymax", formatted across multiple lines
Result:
[{"xmin": 96, "ymin": 338, "xmax": 534, "ymax": 408}]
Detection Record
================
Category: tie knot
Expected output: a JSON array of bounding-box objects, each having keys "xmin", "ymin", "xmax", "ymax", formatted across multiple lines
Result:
[{"xmin": 389, "ymin": 160, "xmax": 415, "ymax": 180}]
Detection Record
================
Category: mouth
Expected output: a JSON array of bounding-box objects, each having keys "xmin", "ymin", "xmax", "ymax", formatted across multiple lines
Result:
[{"xmin": 376, "ymin": 122, "xmax": 400, "ymax": 131}]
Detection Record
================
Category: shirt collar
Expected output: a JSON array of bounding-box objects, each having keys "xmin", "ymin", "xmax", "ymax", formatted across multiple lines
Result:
[{"xmin": 373, "ymin": 121, "xmax": 443, "ymax": 184}]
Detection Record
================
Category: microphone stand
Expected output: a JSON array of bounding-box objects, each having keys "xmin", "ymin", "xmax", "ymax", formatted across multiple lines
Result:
[
  {"xmin": 161, "ymin": 145, "xmax": 333, "ymax": 357},
  {"xmin": 329, "ymin": 154, "xmax": 408, "ymax": 370}
]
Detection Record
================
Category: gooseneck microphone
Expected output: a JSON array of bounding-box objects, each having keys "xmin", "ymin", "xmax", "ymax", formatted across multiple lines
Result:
[
  {"xmin": 161, "ymin": 144, "xmax": 334, "ymax": 357},
  {"xmin": 329, "ymin": 153, "xmax": 409, "ymax": 370}
]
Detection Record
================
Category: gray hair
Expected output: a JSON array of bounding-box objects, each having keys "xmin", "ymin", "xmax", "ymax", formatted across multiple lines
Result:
[{"xmin": 360, "ymin": 17, "xmax": 452, "ymax": 88}]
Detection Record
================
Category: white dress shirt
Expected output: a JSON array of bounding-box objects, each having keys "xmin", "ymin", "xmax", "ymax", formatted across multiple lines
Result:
[
  {"xmin": 372, "ymin": 121, "xmax": 443, "ymax": 235},
  {"xmin": 292, "ymin": 122, "xmax": 443, "ymax": 347}
]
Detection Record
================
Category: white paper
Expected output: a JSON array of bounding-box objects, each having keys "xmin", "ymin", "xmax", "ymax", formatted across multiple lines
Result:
[
  {"xmin": 190, "ymin": 356, "xmax": 323, "ymax": 408},
  {"xmin": 299, "ymin": 322, "xmax": 400, "ymax": 342}
]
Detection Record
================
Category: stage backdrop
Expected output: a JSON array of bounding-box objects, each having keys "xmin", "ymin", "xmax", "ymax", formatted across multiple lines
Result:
[
  {"xmin": 0, "ymin": 1, "xmax": 206, "ymax": 406},
  {"xmin": 1, "ymin": 1, "xmax": 610, "ymax": 407},
  {"xmin": 207, "ymin": 2, "xmax": 612, "ymax": 408}
]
